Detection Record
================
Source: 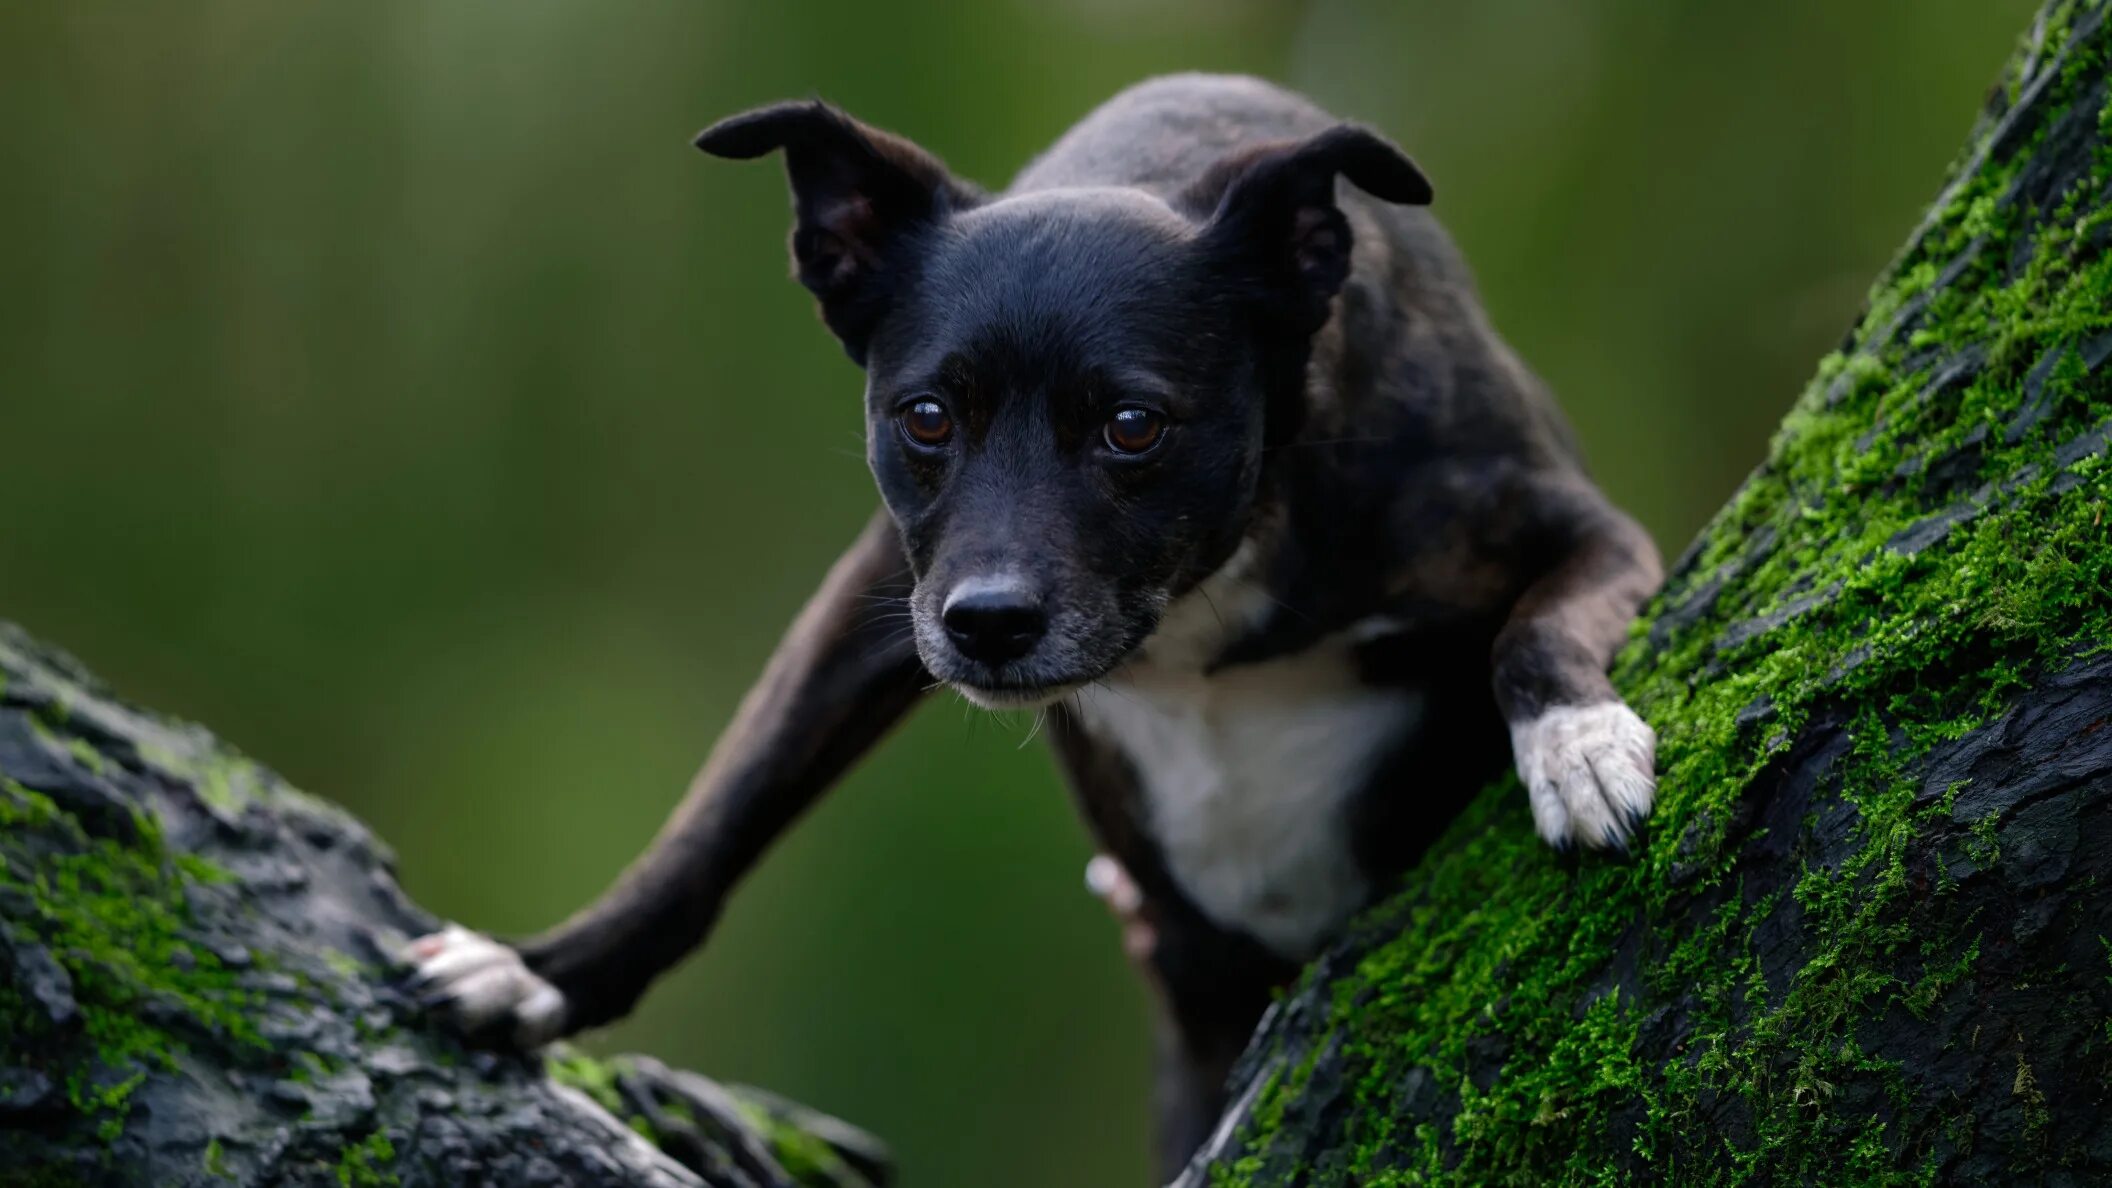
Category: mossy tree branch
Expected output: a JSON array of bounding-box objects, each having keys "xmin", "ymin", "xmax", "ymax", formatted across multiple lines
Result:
[
  {"xmin": 0, "ymin": 622, "xmax": 891, "ymax": 1188},
  {"xmin": 1187, "ymin": 2, "xmax": 2112, "ymax": 1183}
]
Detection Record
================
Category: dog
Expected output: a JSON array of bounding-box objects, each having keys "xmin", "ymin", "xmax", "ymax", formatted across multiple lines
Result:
[{"xmin": 407, "ymin": 74, "xmax": 1662, "ymax": 1179}]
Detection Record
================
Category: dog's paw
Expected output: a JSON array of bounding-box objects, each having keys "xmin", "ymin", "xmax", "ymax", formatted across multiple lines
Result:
[
  {"xmin": 403, "ymin": 924, "xmax": 567, "ymax": 1048},
  {"xmin": 1085, "ymin": 854, "xmax": 1157, "ymax": 964},
  {"xmin": 1510, "ymin": 701, "xmax": 1657, "ymax": 852}
]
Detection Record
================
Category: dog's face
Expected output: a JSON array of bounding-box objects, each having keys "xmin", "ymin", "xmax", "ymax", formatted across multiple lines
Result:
[
  {"xmin": 864, "ymin": 191, "xmax": 1262, "ymax": 705},
  {"xmin": 697, "ymin": 102, "xmax": 1429, "ymax": 706}
]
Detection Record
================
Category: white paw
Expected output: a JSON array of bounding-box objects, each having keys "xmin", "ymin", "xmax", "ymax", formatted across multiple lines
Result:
[
  {"xmin": 1510, "ymin": 702, "xmax": 1657, "ymax": 852},
  {"xmin": 404, "ymin": 924, "xmax": 568, "ymax": 1048},
  {"xmin": 1084, "ymin": 854, "xmax": 1143, "ymax": 915},
  {"xmin": 1084, "ymin": 854, "xmax": 1156, "ymax": 963}
]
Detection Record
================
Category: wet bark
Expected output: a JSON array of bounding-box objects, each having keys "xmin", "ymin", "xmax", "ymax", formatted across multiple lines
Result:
[{"xmin": 0, "ymin": 623, "xmax": 889, "ymax": 1188}]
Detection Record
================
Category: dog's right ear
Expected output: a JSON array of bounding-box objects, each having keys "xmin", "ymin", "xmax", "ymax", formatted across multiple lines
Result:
[{"xmin": 697, "ymin": 101, "xmax": 980, "ymax": 365}]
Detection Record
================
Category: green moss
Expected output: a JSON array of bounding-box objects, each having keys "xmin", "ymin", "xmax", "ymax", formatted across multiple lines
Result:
[
  {"xmin": 192, "ymin": 753, "xmax": 267, "ymax": 814},
  {"xmin": 203, "ymin": 1136, "xmax": 230, "ymax": 1179},
  {"xmin": 1214, "ymin": 3, "xmax": 2112, "ymax": 1183},
  {"xmin": 65, "ymin": 736, "xmax": 105, "ymax": 775},
  {"xmin": 175, "ymin": 853, "xmax": 238, "ymax": 886},
  {"xmin": 545, "ymin": 1047, "xmax": 630, "ymax": 1116},
  {"xmin": 288, "ymin": 1050, "xmax": 332, "ymax": 1086},
  {"xmin": 2011, "ymin": 1054, "xmax": 2049, "ymax": 1144},
  {"xmin": 2101, "ymin": 937, "xmax": 2112, "ymax": 1043},
  {"xmin": 320, "ymin": 948, "xmax": 370, "ymax": 980},
  {"xmin": 0, "ymin": 779, "xmax": 267, "ymax": 1145},
  {"xmin": 754, "ymin": 1117, "xmax": 850, "ymax": 1183},
  {"xmin": 546, "ymin": 1049, "xmax": 875, "ymax": 1187},
  {"xmin": 1963, "ymin": 807, "xmax": 2002, "ymax": 869},
  {"xmin": 334, "ymin": 1129, "xmax": 398, "ymax": 1188},
  {"xmin": 728, "ymin": 1096, "xmax": 872, "ymax": 1188},
  {"xmin": 545, "ymin": 1047, "xmax": 664, "ymax": 1146}
]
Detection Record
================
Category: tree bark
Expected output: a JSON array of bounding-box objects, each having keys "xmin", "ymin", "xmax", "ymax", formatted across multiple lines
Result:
[
  {"xmin": 0, "ymin": 621, "xmax": 891, "ymax": 1188},
  {"xmin": 1184, "ymin": 2, "xmax": 2112, "ymax": 1184}
]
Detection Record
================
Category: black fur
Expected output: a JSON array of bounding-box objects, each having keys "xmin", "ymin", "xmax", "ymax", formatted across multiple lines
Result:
[
  {"xmin": 425, "ymin": 75, "xmax": 1662, "ymax": 1185},
  {"xmin": 695, "ymin": 85, "xmax": 1453, "ymax": 714}
]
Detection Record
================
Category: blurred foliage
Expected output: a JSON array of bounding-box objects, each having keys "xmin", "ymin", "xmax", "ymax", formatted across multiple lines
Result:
[{"xmin": 0, "ymin": 1, "xmax": 2034, "ymax": 1184}]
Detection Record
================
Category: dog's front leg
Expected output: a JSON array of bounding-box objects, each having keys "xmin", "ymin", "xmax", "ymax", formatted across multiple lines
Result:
[
  {"xmin": 408, "ymin": 509, "xmax": 929, "ymax": 1045},
  {"xmin": 1491, "ymin": 482, "xmax": 1664, "ymax": 852}
]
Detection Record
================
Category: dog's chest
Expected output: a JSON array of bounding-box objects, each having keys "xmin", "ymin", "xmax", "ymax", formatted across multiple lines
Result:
[{"xmin": 1073, "ymin": 601, "xmax": 1420, "ymax": 960}]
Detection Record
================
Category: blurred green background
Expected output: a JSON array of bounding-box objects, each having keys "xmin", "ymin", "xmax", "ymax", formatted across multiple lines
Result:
[{"xmin": 0, "ymin": 2, "xmax": 2035, "ymax": 1184}]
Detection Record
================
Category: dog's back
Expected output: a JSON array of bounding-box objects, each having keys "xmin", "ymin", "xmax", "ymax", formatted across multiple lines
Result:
[
  {"xmin": 1012, "ymin": 75, "xmax": 1468, "ymax": 295},
  {"xmin": 1022, "ymin": 74, "xmax": 1581, "ymax": 487},
  {"xmin": 1013, "ymin": 74, "xmax": 1335, "ymax": 195}
]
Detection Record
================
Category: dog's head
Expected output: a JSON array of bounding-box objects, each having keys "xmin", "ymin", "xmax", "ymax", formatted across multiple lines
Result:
[{"xmin": 698, "ymin": 101, "xmax": 1430, "ymax": 707}]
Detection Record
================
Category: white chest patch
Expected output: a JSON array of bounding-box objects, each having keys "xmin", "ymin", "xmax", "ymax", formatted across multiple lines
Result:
[{"xmin": 1072, "ymin": 553, "xmax": 1421, "ymax": 959}]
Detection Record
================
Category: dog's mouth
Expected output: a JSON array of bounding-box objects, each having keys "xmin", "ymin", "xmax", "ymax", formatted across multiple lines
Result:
[
  {"xmin": 929, "ymin": 655, "xmax": 1120, "ymax": 712},
  {"xmin": 912, "ymin": 596, "xmax": 1160, "ymax": 711},
  {"xmin": 949, "ymin": 679, "xmax": 1088, "ymax": 711}
]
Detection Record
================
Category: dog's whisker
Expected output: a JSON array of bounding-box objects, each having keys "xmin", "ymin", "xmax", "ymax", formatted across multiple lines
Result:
[
  {"xmin": 1225, "ymin": 572, "xmax": 1312, "ymax": 623},
  {"xmin": 1197, "ymin": 584, "xmax": 1226, "ymax": 634},
  {"xmin": 862, "ymin": 625, "xmax": 920, "ymax": 660},
  {"xmin": 1017, "ymin": 706, "xmax": 1048, "ymax": 750}
]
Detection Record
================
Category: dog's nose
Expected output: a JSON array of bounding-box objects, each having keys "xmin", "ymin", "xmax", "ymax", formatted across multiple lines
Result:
[{"xmin": 942, "ymin": 580, "xmax": 1047, "ymax": 665}]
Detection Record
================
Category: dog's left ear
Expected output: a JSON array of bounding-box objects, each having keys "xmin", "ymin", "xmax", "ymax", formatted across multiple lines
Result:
[
  {"xmin": 1186, "ymin": 124, "xmax": 1432, "ymax": 334},
  {"xmin": 697, "ymin": 101, "xmax": 981, "ymax": 364}
]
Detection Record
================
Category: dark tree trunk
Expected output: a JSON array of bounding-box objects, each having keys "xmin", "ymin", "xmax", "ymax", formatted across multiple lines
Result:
[
  {"xmin": 1184, "ymin": 2, "xmax": 2112, "ymax": 1184},
  {"xmin": 0, "ymin": 621, "xmax": 891, "ymax": 1187}
]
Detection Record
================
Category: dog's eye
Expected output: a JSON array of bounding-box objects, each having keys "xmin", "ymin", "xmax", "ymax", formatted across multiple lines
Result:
[
  {"xmin": 899, "ymin": 398, "xmax": 954, "ymax": 448},
  {"xmin": 1104, "ymin": 407, "xmax": 1166, "ymax": 455}
]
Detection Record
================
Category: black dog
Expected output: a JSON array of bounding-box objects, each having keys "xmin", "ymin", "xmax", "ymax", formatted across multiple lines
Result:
[{"xmin": 409, "ymin": 74, "xmax": 1662, "ymax": 1179}]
